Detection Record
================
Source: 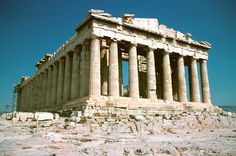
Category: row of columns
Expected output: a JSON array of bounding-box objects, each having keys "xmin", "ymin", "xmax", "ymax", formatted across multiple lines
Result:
[
  {"xmin": 18, "ymin": 36, "xmax": 211, "ymax": 112},
  {"xmin": 89, "ymin": 37, "xmax": 211, "ymax": 103}
]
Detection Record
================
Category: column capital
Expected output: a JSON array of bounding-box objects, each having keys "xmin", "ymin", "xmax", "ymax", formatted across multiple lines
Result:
[{"xmin": 90, "ymin": 34, "xmax": 100, "ymax": 40}]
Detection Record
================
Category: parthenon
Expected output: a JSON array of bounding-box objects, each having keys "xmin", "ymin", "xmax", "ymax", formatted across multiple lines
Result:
[{"xmin": 14, "ymin": 9, "xmax": 213, "ymax": 114}]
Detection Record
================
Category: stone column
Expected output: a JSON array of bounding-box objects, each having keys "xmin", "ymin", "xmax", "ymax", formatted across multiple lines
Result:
[
  {"xmin": 71, "ymin": 48, "xmax": 80, "ymax": 100},
  {"xmin": 177, "ymin": 55, "xmax": 187, "ymax": 102},
  {"xmin": 200, "ymin": 59, "xmax": 211, "ymax": 103},
  {"xmin": 189, "ymin": 58, "xmax": 200, "ymax": 102},
  {"xmin": 129, "ymin": 44, "xmax": 139, "ymax": 98},
  {"xmin": 101, "ymin": 41, "xmax": 109, "ymax": 96},
  {"xmin": 25, "ymin": 84, "xmax": 29, "ymax": 111},
  {"xmin": 80, "ymin": 42, "xmax": 90, "ymax": 97},
  {"xmin": 89, "ymin": 37, "xmax": 101, "ymax": 97},
  {"xmin": 46, "ymin": 67, "xmax": 53, "ymax": 109},
  {"xmin": 51, "ymin": 62, "xmax": 58, "ymax": 107},
  {"xmin": 163, "ymin": 51, "xmax": 173, "ymax": 101},
  {"xmin": 41, "ymin": 71, "xmax": 47, "ymax": 110},
  {"xmin": 57, "ymin": 58, "xmax": 65, "ymax": 106},
  {"xmin": 63, "ymin": 54, "xmax": 72, "ymax": 102},
  {"xmin": 147, "ymin": 48, "xmax": 157, "ymax": 99},
  {"xmin": 21, "ymin": 86, "xmax": 25, "ymax": 111},
  {"xmin": 109, "ymin": 39, "xmax": 119, "ymax": 97},
  {"xmin": 119, "ymin": 50, "xmax": 123, "ymax": 96}
]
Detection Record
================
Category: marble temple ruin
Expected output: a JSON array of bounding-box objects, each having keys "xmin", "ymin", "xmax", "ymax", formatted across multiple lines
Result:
[{"xmin": 14, "ymin": 9, "xmax": 213, "ymax": 115}]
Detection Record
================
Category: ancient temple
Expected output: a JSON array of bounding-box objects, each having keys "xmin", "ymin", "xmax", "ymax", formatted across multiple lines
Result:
[{"xmin": 14, "ymin": 9, "xmax": 213, "ymax": 114}]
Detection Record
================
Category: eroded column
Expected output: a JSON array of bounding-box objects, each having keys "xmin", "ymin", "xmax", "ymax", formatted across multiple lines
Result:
[
  {"xmin": 163, "ymin": 51, "xmax": 173, "ymax": 101},
  {"xmin": 80, "ymin": 42, "xmax": 90, "ymax": 97},
  {"xmin": 101, "ymin": 40, "xmax": 109, "ymax": 96},
  {"xmin": 109, "ymin": 39, "xmax": 119, "ymax": 97},
  {"xmin": 51, "ymin": 62, "xmax": 58, "ymax": 107},
  {"xmin": 177, "ymin": 55, "xmax": 187, "ymax": 102},
  {"xmin": 89, "ymin": 37, "xmax": 101, "ymax": 97},
  {"xmin": 147, "ymin": 48, "xmax": 157, "ymax": 99},
  {"xmin": 57, "ymin": 58, "xmax": 65, "ymax": 106},
  {"xmin": 189, "ymin": 58, "xmax": 200, "ymax": 102},
  {"xmin": 46, "ymin": 67, "xmax": 53, "ymax": 109},
  {"xmin": 129, "ymin": 44, "xmax": 139, "ymax": 98},
  {"xmin": 200, "ymin": 59, "xmax": 211, "ymax": 103},
  {"xmin": 63, "ymin": 54, "xmax": 72, "ymax": 102},
  {"xmin": 71, "ymin": 47, "xmax": 80, "ymax": 100}
]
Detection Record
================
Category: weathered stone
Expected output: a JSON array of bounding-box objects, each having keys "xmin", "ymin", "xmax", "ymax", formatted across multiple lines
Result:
[{"xmin": 34, "ymin": 112, "xmax": 54, "ymax": 121}]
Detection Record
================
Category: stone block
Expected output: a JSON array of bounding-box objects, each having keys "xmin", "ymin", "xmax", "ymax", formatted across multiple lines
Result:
[
  {"xmin": 34, "ymin": 112, "xmax": 54, "ymax": 121},
  {"xmin": 16, "ymin": 112, "xmax": 34, "ymax": 121}
]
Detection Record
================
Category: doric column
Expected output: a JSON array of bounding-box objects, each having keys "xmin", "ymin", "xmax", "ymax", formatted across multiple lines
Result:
[
  {"xmin": 129, "ymin": 43, "xmax": 139, "ymax": 98},
  {"xmin": 25, "ymin": 84, "xmax": 29, "ymax": 111},
  {"xmin": 147, "ymin": 48, "xmax": 157, "ymax": 99},
  {"xmin": 119, "ymin": 50, "xmax": 123, "ymax": 96},
  {"xmin": 63, "ymin": 54, "xmax": 72, "ymax": 102},
  {"xmin": 20, "ymin": 86, "xmax": 24, "ymax": 111},
  {"xmin": 89, "ymin": 37, "xmax": 101, "ymax": 97},
  {"xmin": 41, "ymin": 71, "xmax": 47, "ymax": 110},
  {"xmin": 177, "ymin": 55, "xmax": 187, "ymax": 102},
  {"xmin": 200, "ymin": 59, "xmax": 211, "ymax": 103},
  {"xmin": 189, "ymin": 58, "xmax": 200, "ymax": 102},
  {"xmin": 163, "ymin": 51, "xmax": 173, "ymax": 101},
  {"xmin": 109, "ymin": 39, "xmax": 119, "ymax": 97},
  {"xmin": 51, "ymin": 62, "xmax": 58, "ymax": 107},
  {"xmin": 80, "ymin": 42, "xmax": 90, "ymax": 97},
  {"xmin": 71, "ymin": 47, "xmax": 80, "ymax": 100},
  {"xmin": 46, "ymin": 67, "xmax": 53, "ymax": 109},
  {"xmin": 101, "ymin": 40, "xmax": 109, "ymax": 96},
  {"xmin": 57, "ymin": 58, "xmax": 65, "ymax": 106}
]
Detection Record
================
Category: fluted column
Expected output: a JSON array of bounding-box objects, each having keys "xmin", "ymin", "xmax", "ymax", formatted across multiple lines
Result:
[
  {"xmin": 129, "ymin": 44, "xmax": 139, "ymax": 98},
  {"xmin": 109, "ymin": 39, "xmax": 119, "ymax": 97},
  {"xmin": 101, "ymin": 41, "xmax": 109, "ymax": 96},
  {"xmin": 51, "ymin": 63, "xmax": 58, "ymax": 107},
  {"xmin": 46, "ymin": 67, "xmax": 53, "ymax": 109},
  {"xmin": 119, "ymin": 50, "xmax": 123, "ymax": 96},
  {"xmin": 57, "ymin": 58, "xmax": 65, "ymax": 106},
  {"xmin": 163, "ymin": 51, "xmax": 173, "ymax": 101},
  {"xmin": 41, "ymin": 71, "xmax": 47, "ymax": 110},
  {"xmin": 71, "ymin": 48, "xmax": 80, "ymax": 100},
  {"xmin": 177, "ymin": 55, "xmax": 187, "ymax": 102},
  {"xmin": 20, "ymin": 86, "xmax": 25, "ymax": 111},
  {"xmin": 89, "ymin": 37, "xmax": 101, "ymax": 97},
  {"xmin": 80, "ymin": 42, "xmax": 90, "ymax": 97},
  {"xmin": 189, "ymin": 58, "xmax": 200, "ymax": 102},
  {"xmin": 63, "ymin": 54, "xmax": 72, "ymax": 102},
  {"xmin": 200, "ymin": 59, "xmax": 211, "ymax": 103},
  {"xmin": 147, "ymin": 48, "xmax": 157, "ymax": 99}
]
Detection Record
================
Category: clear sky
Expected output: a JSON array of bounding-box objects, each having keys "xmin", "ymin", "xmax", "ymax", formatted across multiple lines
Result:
[{"xmin": 0, "ymin": 0, "xmax": 236, "ymax": 112}]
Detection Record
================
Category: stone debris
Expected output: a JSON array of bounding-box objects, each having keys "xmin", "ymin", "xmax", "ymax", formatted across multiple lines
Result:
[
  {"xmin": 35, "ymin": 112, "xmax": 54, "ymax": 121},
  {"xmin": 0, "ymin": 110, "xmax": 236, "ymax": 155}
]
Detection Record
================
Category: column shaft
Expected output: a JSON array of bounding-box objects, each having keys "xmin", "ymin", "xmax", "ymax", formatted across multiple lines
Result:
[
  {"xmin": 71, "ymin": 49, "xmax": 80, "ymax": 100},
  {"xmin": 63, "ymin": 54, "xmax": 72, "ymax": 102},
  {"xmin": 200, "ymin": 60, "xmax": 211, "ymax": 103},
  {"xmin": 189, "ymin": 58, "xmax": 200, "ymax": 102},
  {"xmin": 57, "ymin": 58, "xmax": 65, "ymax": 106},
  {"xmin": 46, "ymin": 67, "xmax": 52, "ymax": 109},
  {"xmin": 129, "ymin": 44, "xmax": 139, "ymax": 98},
  {"xmin": 109, "ymin": 40, "xmax": 119, "ymax": 97},
  {"xmin": 89, "ymin": 37, "xmax": 101, "ymax": 97},
  {"xmin": 177, "ymin": 55, "xmax": 187, "ymax": 102},
  {"xmin": 51, "ymin": 63, "xmax": 58, "ymax": 106},
  {"xmin": 163, "ymin": 52, "xmax": 173, "ymax": 101},
  {"xmin": 101, "ymin": 48, "xmax": 109, "ymax": 96},
  {"xmin": 80, "ymin": 43, "xmax": 90, "ymax": 97},
  {"xmin": 147, "ymin": 48, "xmax": 157, "ymax": 99}
]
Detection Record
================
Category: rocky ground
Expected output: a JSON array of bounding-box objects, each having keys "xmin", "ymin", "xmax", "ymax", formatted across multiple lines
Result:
[{"xmin": 0, "ymin": 111, "xmax": 236, "ymax": 156}]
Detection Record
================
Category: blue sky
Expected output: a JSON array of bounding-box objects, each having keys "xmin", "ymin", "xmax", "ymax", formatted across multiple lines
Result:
[{"xmin": 0, "ymin": 0, "xmax": 236, "ymax": 112}]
